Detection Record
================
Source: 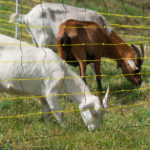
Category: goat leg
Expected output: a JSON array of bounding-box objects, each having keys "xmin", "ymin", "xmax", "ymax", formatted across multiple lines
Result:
[
  {"xmin": 40, "ymin": 98, "xmax": 51, "ymax": 122},
  {"xmin": 94, "ymin": 61, "xmax": 102, "ymax": 91}
]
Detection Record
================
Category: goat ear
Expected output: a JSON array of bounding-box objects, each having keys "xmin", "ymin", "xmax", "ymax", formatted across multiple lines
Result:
[
  {"xmin": 127, "ymin": 59, "xmax": 139, "ymax": 71},
  {"xmin": 103, "ymin": 87, "xmax": 109, "ymax": 108}
]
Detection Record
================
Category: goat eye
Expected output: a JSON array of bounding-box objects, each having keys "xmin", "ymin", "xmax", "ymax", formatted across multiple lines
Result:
[
  {"xmin": 135, "ymin": 69, "xmax": 140, "ymax": 73},
  {"xmin": 134, "ymin": 69, "xmax": 140, "ymax": 76}
]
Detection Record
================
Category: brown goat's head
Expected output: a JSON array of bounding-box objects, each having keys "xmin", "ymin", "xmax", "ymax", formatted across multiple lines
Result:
[{"xmin": 120, "ymin": 44, "xmax": 146, "ymax": 86}]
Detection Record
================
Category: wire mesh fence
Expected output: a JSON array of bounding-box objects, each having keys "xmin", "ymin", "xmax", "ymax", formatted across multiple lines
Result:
[{"xmin": 0, "ymin": 0, "xmax": 150, "ymax": 149}]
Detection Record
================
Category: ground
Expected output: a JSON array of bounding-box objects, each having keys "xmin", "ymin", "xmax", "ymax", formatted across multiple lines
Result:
[{"xmin": 0, "ymin": 0, "xmax": 150, "ymax": 149}]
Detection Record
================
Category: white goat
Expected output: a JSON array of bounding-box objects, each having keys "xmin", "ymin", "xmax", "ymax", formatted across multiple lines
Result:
[
  {"xmin": 9, "ymin": 3, "xmax": 112, "ymax": 51},
  {"xmin": 0, "ymin": 34, "xmax": 109, "ymax": 131}
]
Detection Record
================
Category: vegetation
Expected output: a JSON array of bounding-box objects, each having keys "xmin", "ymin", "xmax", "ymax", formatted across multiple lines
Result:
[{"xmin": 0, "ymin": 0, "xmax": 150, "ymax": 149}]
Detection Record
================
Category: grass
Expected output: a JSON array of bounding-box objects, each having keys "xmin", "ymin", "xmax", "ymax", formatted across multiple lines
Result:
[{"xmin": 0, "ymin": 0, "xmax": 150, "ymax": 149}]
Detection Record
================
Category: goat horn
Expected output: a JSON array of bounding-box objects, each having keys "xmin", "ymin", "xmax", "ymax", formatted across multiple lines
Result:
[
  {"xmin": 140, "ymin": 43, "xmax": 146, "ymax": 58},
  {"xmin": 103, "ymin": 87, "xmax": 109, "ymax": 108},
  {"xmin": 131, "ymin": 44, "xmax": 145, "ymax": 65},
  {"xmin": 131, "ymin": 44, "xmax": 141, "ymax": 58}
]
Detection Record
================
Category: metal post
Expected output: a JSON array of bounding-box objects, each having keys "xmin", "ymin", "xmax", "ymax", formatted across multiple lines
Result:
[{"xmin": 15, "ymin": 0, "xmax": 18, "ymax": 39}]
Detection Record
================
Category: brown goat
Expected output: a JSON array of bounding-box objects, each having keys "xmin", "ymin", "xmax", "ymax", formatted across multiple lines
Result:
[{"xmin": 56, "ymin": 19, "xmax": 145, "ymax": 90}]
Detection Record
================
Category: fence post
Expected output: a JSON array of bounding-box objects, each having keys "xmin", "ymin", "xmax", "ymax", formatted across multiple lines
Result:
[{"xmin": 15, "ymin": 0, "xmax": 18, "ymax": 39}]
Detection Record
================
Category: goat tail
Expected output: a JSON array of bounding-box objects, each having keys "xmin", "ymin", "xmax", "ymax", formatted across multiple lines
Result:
[
  {"xmin": 57, "ymin": 33, "xmax": 72, "ymax": 61},
  {"xmin": 9, "ymin": 13, "xmax": 25, "ymax": 23},
  {"xmin": 59, "ymin": 33, "xmax": 71, "ymax": 50}
]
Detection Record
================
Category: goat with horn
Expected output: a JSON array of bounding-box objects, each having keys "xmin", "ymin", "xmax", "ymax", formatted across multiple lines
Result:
[{"xmin": 56, "ymin": 19, "xmax": 146, "ymax": 90}]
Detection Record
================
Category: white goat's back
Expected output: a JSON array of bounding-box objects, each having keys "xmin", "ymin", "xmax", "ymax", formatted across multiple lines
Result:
[
  {"xmin": 9, "ymin": 3, "xmax": 112, "ymax": 51},
  {"xmin": 0, "ymin": 34, "xmax": 91, "ymax": 98}
]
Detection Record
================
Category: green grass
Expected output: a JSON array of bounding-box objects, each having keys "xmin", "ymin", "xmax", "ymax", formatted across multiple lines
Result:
[{"xmin": 0, "ymin": 0, "xmax": 150, "ymax": 149}]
